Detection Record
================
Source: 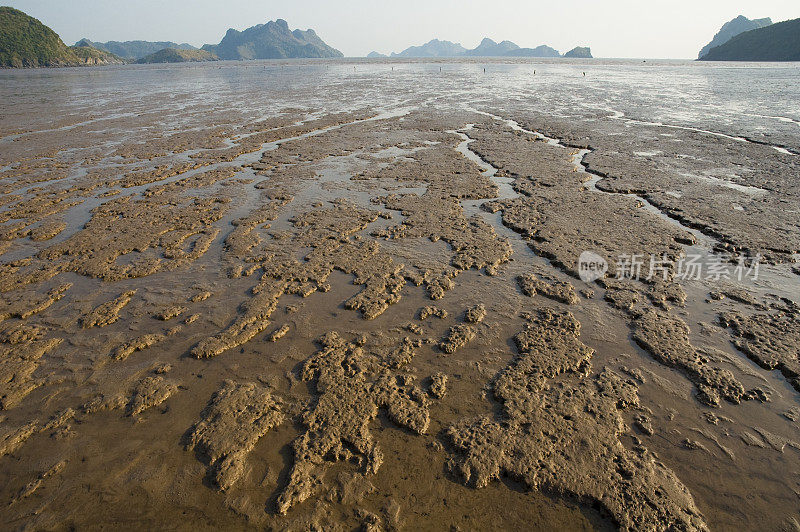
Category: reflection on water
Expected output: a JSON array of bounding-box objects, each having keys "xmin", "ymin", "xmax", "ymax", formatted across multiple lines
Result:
[{"xmin": 2, "ymin": 58, "xmax": 799, "ymax": 150}]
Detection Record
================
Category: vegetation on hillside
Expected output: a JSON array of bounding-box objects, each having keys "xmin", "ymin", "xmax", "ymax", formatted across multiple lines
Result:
[
  {"xmin": 72, "ymin": 42, "xmax": 125, "ymax": 65},
  {"xmin": 0, "ymin": 6, "xmax": 80, "ymax": 67},
  {"xmin": 698, "ymin": 15, "xmax": 772, "ymax": 59},
  {"xmin": 1, "ymin": 6, "xmax": 124, "ymax": 67},
  {"xmin": 701, "ymin": 18, "xmax": 800, "ymax": 61},
  {"xmin": 80, "ymin": 39, "xmax": 198, "ymax": 60}
]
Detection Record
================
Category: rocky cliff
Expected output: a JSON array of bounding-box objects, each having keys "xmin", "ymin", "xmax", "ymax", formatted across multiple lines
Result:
[
  {"xmin": 564, "ymin": 46, "xmax": 593, "ymax": 58},
  {"xmin": 202, "ymin": 19, "xmax": 342, "ymax": 60},
  {"xmin": 700, "ymin": 18, "xmax": 800, "ymax": 61},
  {"xmin": 699, "ymin": 15, "xmax": 772, "ymax": 59}
]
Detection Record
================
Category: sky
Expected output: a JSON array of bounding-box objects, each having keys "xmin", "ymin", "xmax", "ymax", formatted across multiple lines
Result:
[{"xmin": 5, "ymin": 0, "xmax": 800, "ymax": 58}]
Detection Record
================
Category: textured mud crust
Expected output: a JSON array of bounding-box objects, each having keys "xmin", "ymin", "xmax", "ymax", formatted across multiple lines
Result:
[
  {"xmin": 186, "ymin": 381, "xmax": 285, "ymax": 491},
  {"xmin": 112, "ymin": 333, "xmax": 167, "ymax": 361},
  {"xmin": 0, "ymin": 328, "xmax": 62, "ymax": 409},
  {"xmin": 418, "ymin": 305, "xmax": 448, "ymax": 321},
  {"xmin": 439, "ymin": 324, "xmax": 477, "ymax": 354},
  {"xmin": 605, "ymin": 279, "xmax": 749, "ymax": 406},
  {"xmin": 517, "ymin": 272, "xmax": 579, "ymax": 305},
  {"xmin": 464, "ymin": 304, "xmax": 487, "ymax": 324},
  {"xmin": 447, "ymin": 309, "xmax": 708, "ymax": 531},
  {"xmin": 720, "ymin": 305, "xmax": 800, "ymax": 392},
  {"xmin": 276, "ymin": 331, "xmax": 437, "ymax": 514},
  {"xmin": 126, "ymin": 376, "xmax": 178, "ymax": 417},
  {"xmin": 81, "ymin": 291, "xmax": 136, "ymax": 328},
  {"xmin": 468, "ymin": 123, "xmax": 691, "ymax": 278}
]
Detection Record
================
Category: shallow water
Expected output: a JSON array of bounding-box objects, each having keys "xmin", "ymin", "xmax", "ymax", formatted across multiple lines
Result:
[{"xmin": 2, "ymin": 58, "xmax": 799, "ymax": 146}]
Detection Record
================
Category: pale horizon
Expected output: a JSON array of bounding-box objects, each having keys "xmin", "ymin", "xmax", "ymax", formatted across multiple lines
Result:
[{"xmin": 3, "ymin": 0, "xmax": 800, "ymax": 59}]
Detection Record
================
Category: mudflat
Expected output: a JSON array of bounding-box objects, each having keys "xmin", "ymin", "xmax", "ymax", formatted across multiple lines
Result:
[{"xmin": 0, "ymin": 59, "xmax": 799, "ymax": 530}]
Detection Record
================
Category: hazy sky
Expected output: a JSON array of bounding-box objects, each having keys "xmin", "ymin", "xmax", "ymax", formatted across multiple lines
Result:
[{"xmin": 5, "ymin": 0, "xmax": 799, "ymax": 58}]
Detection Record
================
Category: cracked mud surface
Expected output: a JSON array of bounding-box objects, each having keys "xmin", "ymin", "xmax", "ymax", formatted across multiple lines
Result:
[{"xmin": 0, "ymin": 59, "xmax": 798, "ymax": 530}]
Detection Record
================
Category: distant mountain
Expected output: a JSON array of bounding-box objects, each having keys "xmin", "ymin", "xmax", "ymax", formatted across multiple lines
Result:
[
  {"xmin": 366, "ymin": 51, "xmax": 387, "ymax": 58},
  {"xmin": 202, "ymin": 19, "xmax": 342, "ymax": 60},
  {"xmin": 564, "ymin": 46, "xmax": 593, "ymax": 58},
  {"xmin": 505, "ymin": 45, "xmax": 561, "ymax": 58},
  {"xmin": 700, "ymin": 18, "xmax": 800, "ymax": 61},
  {"xmin": 137, "ymin": 48, "xmax": 218, "ymax": 64},
  {"xmin": 0, "ymin": 7, "xmax": 122, "ymax": 67},
  {"xmin": 698, "ymin": 15, "xmax": 772, "ymax": 59},
  {"xmin": 386, "ymin": 37, "xmax": 588, "ymax": 58},
  {"xmin": 391, "ymin": 39, "xmax": 466, "ymax": 58},
  {"xmin": 77, "ymin": 39, "xmax": 197, "ymax": 60},
  {"xmin": 463, "ymin": 38, "xmax": 520, "ymax": 56},
  {"xmin": 71, "ymin": 40, "xmax": 126, "ymax": 65}
]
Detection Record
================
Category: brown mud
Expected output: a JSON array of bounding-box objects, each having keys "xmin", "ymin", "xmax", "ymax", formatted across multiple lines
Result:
[{"xmin": 0, "ymin": 63, "xmax": 798, "ymax": 531}]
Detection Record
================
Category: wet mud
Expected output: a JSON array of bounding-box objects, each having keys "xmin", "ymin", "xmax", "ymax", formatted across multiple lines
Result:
[{"xmin": 0, "ymin": 60, "xmax": 798, "ymax": 530}]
